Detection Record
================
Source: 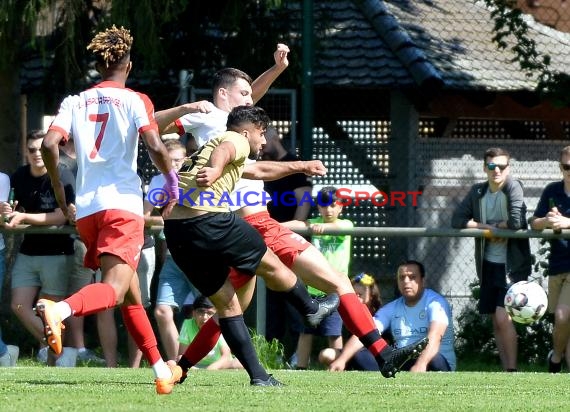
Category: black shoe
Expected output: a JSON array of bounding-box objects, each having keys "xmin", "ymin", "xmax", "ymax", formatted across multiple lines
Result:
[
  {"xmin": 548, "ymin": 350, "xmax": 562, "ymax": 373},
  {"xmin": 379, "ymin": 337, "xmax": 429, "ymax": 378},
  {"xmin": 306, "ymin": 293, "xmax": 340, "ymax": 327},
  {"xmin": 250, "ymin": 375, "xmax": 284, "ymax": 386}
]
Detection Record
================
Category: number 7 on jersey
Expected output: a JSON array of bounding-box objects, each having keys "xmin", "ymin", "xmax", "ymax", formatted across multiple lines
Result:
[{"xmin": 89, "ymin": 113, "xmax": 109, "ymax": 159}]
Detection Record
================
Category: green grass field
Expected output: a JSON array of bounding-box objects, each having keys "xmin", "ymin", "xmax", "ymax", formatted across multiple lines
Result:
[{"xmin": 0, "ymin": 366, "xmax": 567, "ymax": 411}]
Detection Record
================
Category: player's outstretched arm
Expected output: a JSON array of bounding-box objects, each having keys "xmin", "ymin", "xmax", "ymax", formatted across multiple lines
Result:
[
  {"xmin": 155, "ymin": 100, "xmax": 215, "ymax": 134},
  {"xmin": 243, "ymin": 159, "xmax": 326, "ymax": 181},
  {"xmin": 251, "ymin": 43, "xmax": 290, "ymax": 104}
]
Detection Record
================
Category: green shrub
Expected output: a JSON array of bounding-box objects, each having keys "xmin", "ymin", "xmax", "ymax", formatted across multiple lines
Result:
[{"xmin": 249, "ymin": 328, "xmax": 285, "ymax": 369}]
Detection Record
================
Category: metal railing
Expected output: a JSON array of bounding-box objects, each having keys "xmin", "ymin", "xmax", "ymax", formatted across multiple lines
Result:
[{"xmin": 1, "ymin": 224, "xmax": 569, "ymax": 239}]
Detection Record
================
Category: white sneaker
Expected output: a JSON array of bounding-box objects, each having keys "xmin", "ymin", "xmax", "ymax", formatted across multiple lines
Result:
[
  {"xmin": 0, "ymin": 345, "xmax": 19, "ymax": 367},
  {"xmin": 55, "ymin": 347, "xmax": 78, "ymax": 368}
]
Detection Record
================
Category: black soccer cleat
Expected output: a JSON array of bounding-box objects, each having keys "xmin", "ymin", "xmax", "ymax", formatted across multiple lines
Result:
[
  {"xmin": 250, "ymin": 375, "xmax": 285, "ymax": 386},
  {"xmin": 379, "ymin": 337, "xmax": 429, "ymax": 378},
  {"xmin": 306, "ymin": 293, "xmax": 340, "ymax": 327}
]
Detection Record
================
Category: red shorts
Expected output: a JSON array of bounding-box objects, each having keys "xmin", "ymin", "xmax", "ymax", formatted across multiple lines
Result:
[
  {"xmin": 228, "ymin": 210, "xmax": 310, "ymax": 288},
  {"xmin": 76, "ymin": 210, "xmax": 144, "ymax": 272}
]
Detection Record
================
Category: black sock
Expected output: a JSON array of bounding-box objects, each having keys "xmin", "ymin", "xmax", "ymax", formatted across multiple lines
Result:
[
  {"xmin": 219, "ymin": 315, "xmax": 269, "ymax": 381},
  {"xmin": 177, "ymin": 356, "xmax": 192, "ymax": 372},
  {"xmin": 279, "ymin": 278, "xmax": 318, "ymax": 316},
  {"xmin": 374, "ymin": 345, "xmax": 391, "ymax": 368}
]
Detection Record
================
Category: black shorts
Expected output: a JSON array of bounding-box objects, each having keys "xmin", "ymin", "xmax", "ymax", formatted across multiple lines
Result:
[
  {"xmin": 164, "ymin": 212, "xmax": 267, "ymax": 297},
  {"xmin": 479, "ymin": 260, "xmax": 509, "ymax": 315}
]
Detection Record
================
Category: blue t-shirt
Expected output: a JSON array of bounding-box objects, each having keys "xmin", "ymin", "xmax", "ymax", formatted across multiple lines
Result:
[
  {"xmin": 533, "ymin": 181, "xmax": 570, "ymax": 275},
  {"xmin": 373, "ymin": 288, "xmax": 456, "ymax": 371}
]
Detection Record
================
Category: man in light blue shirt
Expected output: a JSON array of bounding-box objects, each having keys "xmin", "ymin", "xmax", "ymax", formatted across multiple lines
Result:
[{"xmin": 374, "ymin": 260, "xmax": 456, "ymax": 371}]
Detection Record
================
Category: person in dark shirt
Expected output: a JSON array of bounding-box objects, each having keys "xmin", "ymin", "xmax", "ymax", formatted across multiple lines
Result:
[
  {"xmin": 4, "ymin": 130, "xmax": 75, "ymax": 362},
  {"xmin": 530, "ymin": 145, "xmax": 570, "ymax": 373},
  {"xmin": 261, "ymin": 126, "xmax": 313, "ymax": 360},
  {"xmin": 263, "ymin": 126, "xmax": 313, "ymax": 222}
]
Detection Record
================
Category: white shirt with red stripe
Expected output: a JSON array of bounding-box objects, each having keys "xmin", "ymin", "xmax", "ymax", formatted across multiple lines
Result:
[
  {"xmin": 49, "ymin": 80, "xmax": 158, "ymax": 219},
  {"xmin": 174, "ymin": 105, "xmax": 229, "ymax": 148}
]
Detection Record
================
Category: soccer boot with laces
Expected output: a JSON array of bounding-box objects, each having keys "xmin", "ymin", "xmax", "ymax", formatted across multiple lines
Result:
[
  {"xmin": 35, "ymin": 299, "xmax": 65, "ymax": 355},
  {"xmin": 250, "ymin": 375, "xmax": 284, "ymax": 386},
  {"xmin": 379, "ymin": 336, "xmax": 429, "ymax": 378},
  {"xmin": 306, "ymin": 293, "xmax": 340, "ymax": 327},
  {"xmin": 155, "ymin": 360, "xmax": 183, "ymax": 395}
]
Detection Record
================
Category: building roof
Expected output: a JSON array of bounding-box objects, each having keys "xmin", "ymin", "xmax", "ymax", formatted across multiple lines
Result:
[{"xmin": 310, "ymin": 0, "xmax": 570, "ymax": 91}]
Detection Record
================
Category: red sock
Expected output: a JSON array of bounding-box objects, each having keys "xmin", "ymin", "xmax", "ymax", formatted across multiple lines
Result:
[
  {"xmin": 183, "ymin": 317, "xmax": 221, "ymax": 366},
  {"xmin": 121, "ymin": 305, "xmax": 161, "ymax": 365},
  {"xmin": 338, "ymin": 293, "xmax": 388, "ymax": 356},
  {"xmin": 65, "ymin": 283, "xmax": 116, "ymax": 316}
]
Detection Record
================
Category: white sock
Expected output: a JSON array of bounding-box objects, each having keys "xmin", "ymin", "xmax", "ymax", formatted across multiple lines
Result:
[
  {"xmin": 152, "ymin": 359, "xmax": 171, "ymax": 379},
  {"xmin": 77, "ymin": 347, "xmax": 86, "ymax": 353},
  {"xmin": 54, "ymin": 301, "xmax": 72, "ymax": 321}
]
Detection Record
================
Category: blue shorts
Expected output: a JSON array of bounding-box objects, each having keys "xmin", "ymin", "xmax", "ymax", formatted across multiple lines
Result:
[
  {"xmin": 299, "ymin": 309, "xmax": 342, "ymax": 337},
  {"xmin": 155, "ymin": 255, "xmax": 199, "ymax": 310}
]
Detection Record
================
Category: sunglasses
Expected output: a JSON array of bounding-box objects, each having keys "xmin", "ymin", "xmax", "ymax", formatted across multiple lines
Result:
[
  {"xmin": 486, "ymin": 162, "xmax": 509, "ymax": 171},
  {"xmin": 27, "ymin": 147, "xmax": 41, "ymax": 154},
  {"xmin": 561, "ymin": 164, "xmax": 570, "ymax": 171}
]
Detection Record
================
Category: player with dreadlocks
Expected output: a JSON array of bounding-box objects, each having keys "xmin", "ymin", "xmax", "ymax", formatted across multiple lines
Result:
[{"xmin": 39, "ymin": 25, "xmax": 206, "ymax": 394}]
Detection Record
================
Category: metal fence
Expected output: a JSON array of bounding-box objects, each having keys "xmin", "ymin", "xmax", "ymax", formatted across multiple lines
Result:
[{"xmin": 131, "ymin": 87, "xmax": 569, "ymax": 325}]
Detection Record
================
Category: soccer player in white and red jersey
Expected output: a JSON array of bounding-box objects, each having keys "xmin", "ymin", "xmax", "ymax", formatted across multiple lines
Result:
[{"xmin": 38, "ymin": 25, "xmax": 206, "ymax": 395}]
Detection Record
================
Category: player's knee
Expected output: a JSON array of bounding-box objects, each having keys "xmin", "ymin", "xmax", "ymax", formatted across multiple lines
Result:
[
  {"xmin": 154, "ymin": 305, "xmax": 172, "ymax": 322},
  {"xmin": 319, "ymin": 348, "xmax": 340, "ymax": 365}
]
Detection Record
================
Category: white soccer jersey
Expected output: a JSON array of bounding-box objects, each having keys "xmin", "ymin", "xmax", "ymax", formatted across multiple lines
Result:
[
  {"xmin": 49, "ymin": 80, "xmax": 158, "ymax": 219},
  {"xmin": 174, "ymin": 105, "xmax": 230, "ymax": 148}
]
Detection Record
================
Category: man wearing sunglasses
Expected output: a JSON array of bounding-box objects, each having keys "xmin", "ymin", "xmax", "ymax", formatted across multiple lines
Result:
[
  {"xmin": 452, "ymin": 147, "xmax": 531, "ymax": 372},
  {"xmin": 530, "ymin": 146, "xmax": 570, "ymax": 373}
]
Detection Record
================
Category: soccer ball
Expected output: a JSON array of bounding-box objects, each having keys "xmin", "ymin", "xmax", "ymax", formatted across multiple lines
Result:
[{"xmin": 504, "ymin": 281, "xmax": 548, "ymax": 325}]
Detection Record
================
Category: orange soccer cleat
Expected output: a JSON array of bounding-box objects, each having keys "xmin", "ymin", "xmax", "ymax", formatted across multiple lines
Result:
[
  {"xmin": 155, "ymin": 360, "xmax": 183, "ymax": 395},
  {"xmin": 35, "ymin": 299, "xmax": 65, "ymax": 355}
]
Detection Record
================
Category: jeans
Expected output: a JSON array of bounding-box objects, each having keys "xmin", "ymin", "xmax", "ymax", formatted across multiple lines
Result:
[{"xmin": 0, "ymin": 248, "xmax": 7, "ymax": 355}]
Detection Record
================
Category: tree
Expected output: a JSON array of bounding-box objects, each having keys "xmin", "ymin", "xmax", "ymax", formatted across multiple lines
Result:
[
  {"xmin": 485, "ymin": 0, "xmax": 570, "ymax": 107},
  {"xmin": 0, "ymin": 0, "xmax": 288, "ymax": 173}
]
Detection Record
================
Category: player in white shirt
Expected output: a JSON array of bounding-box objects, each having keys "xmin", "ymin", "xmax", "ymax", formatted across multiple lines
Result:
[{"xmin": 37, "ymin": 25, "xmax": 205, "ymax": 395}]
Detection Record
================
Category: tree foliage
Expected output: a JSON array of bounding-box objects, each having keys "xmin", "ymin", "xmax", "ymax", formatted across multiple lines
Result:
[
  {"xmin": 0, "ymin": 0, "xmax": 292, "ymax": 110},
  {"xmin": 484, "ymin": 0, "xmax": 570, "ymax": 107}
]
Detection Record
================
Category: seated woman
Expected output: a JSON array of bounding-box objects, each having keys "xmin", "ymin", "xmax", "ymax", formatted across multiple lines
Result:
[
  {"xmin": 178, "ymin": 295, "xmax": 243, "ymax": 370},
  {"xmin": 319, "ymin": 273, "xmax": 383, "ymax": 371}
]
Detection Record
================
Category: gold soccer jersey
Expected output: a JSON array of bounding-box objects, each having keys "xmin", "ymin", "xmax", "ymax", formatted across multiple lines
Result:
[{"xmin": 177, "ymin": 131, "xmax": 250, "ymax": 212}]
